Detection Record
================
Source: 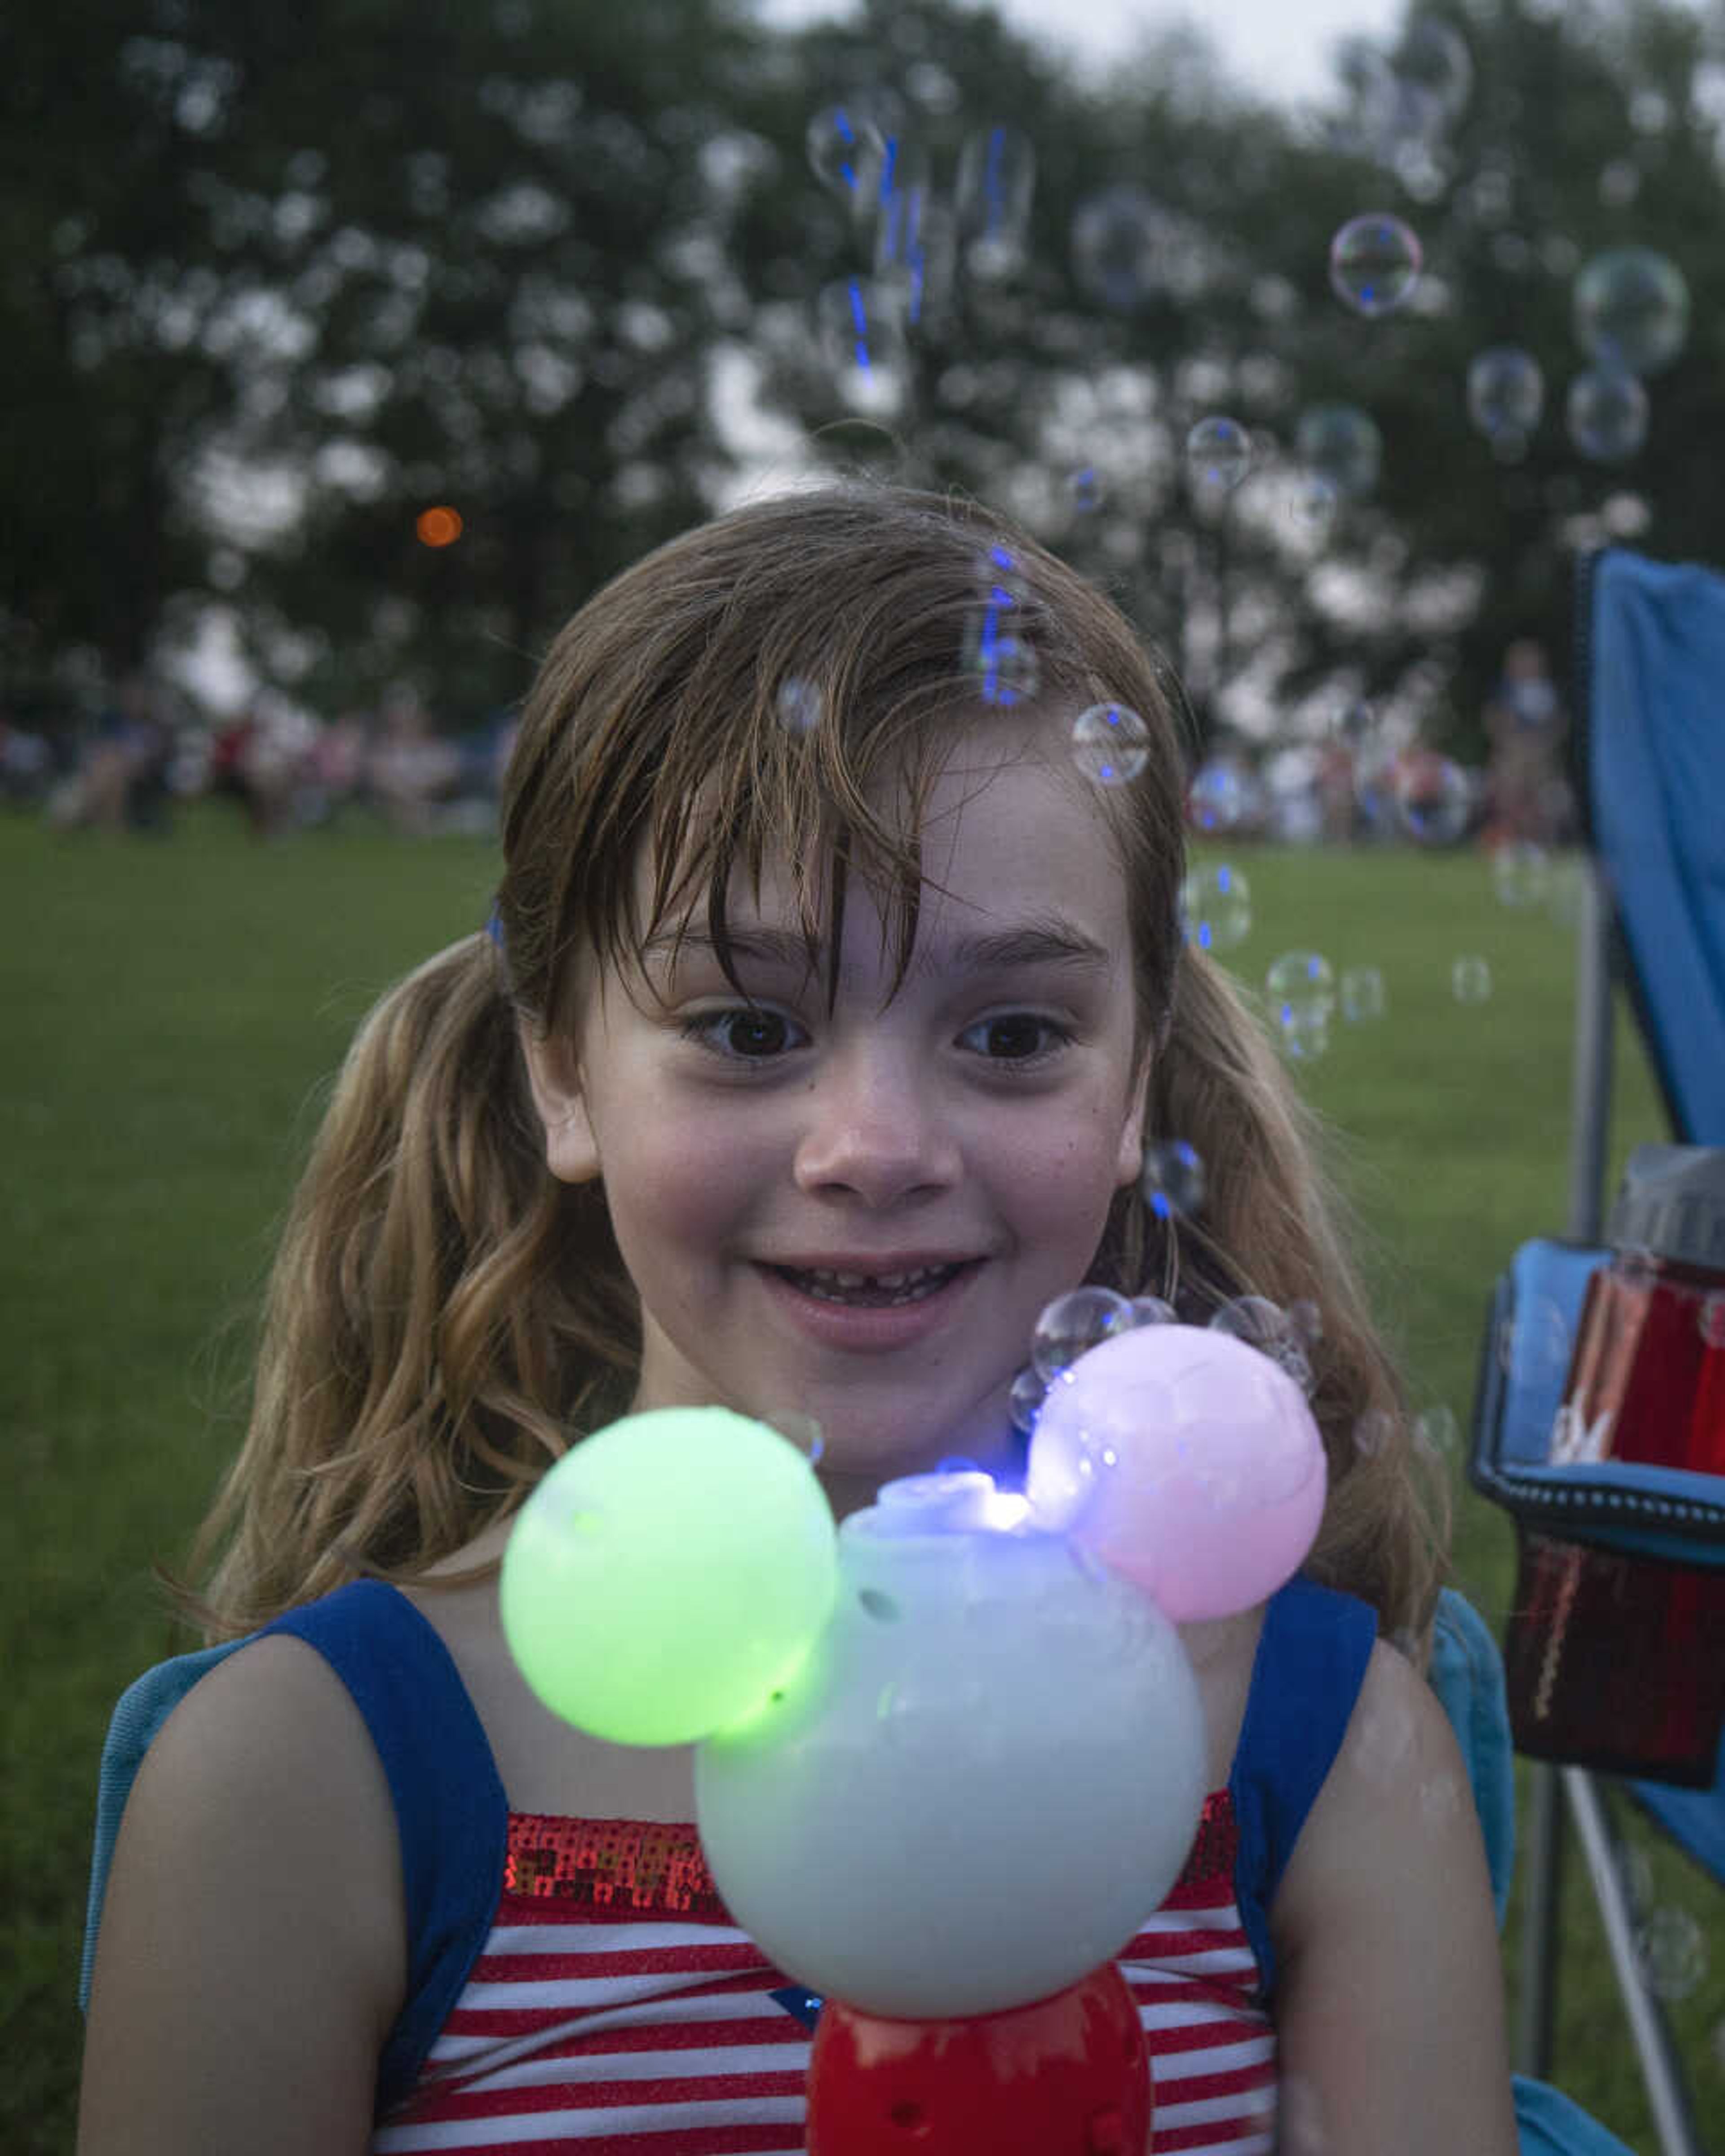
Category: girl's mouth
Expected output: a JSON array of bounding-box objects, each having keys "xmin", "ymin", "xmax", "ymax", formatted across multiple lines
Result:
[{"xmin": 771, "ymin": 1261, "xmax": 969, "ymax": 1308}]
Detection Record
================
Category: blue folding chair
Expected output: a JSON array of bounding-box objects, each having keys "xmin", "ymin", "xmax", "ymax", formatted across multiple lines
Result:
[{"xmin": 1468, "ymin": 546, "xmax": 1725, "ymax": 2156}]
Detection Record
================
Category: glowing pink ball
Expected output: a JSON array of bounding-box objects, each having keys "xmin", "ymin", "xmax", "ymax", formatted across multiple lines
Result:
[{"xmin": 1028, "ymin": 1323, "xmax": 1327, "ymax": 1620}]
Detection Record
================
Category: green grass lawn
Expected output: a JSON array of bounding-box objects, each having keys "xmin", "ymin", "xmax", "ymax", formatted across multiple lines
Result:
[{"xmin": 4, "ymin": 807, "xmax": 1721, "ymax": 2149}]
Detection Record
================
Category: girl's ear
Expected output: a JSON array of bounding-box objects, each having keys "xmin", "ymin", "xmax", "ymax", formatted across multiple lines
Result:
[
  {"xmin": 516, "ymin": 1020, "xmax": 602, "ymax": 1185},
  {"xmin": 1116, "ymin": 1043, "xmax": 1155, "ymax": 1189}
]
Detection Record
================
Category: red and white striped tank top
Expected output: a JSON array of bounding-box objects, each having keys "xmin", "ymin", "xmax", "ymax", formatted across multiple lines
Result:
[{"xmin": 372, "ymin": 1790, "xmax": 1273, "ymax": 2156}]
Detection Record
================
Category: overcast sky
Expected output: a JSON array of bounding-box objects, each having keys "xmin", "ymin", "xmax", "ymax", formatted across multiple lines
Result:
[{"xmin": 752, "ymin": 0, "xmax": 1411, "ymax": 107}]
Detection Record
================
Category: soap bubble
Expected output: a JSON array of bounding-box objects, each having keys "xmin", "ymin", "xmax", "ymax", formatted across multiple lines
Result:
[
  {"xmin": 954, "ymin": 123, "xmax": 1035, "ymax": 282},
  {"xmin": 1267, "ymin": 950, "xmax": 1336, "ymax": 1023},
  {"xmin": 1289, "ymin": 470, "xmax": 1340, "ymax": 540},
  {"xmin": 1492, "ymin": 841, "xmax": 1552, "ymax": 907},
  {"xmin": 1188, "ymin": 758, "xmax": 1251, "ymax": 833},
  {"xmin": 1468, "ymin": 346, "xmax": 1544, "ymax": 443},
  {"xmin": 1567, "ymin": 368, "xmax": 1648, "ymax": 463},
  {"xmin": 806, "ymin": 102, "xmax": 890, "ymax": 206},
  {"xmin": 1209, "ymin": 1295, "xmax": 1314, "ymax": 1392},
  {"xmin": 775, "ymin": 677, "xmax": 824, "ymax": 737},
  {"xmin": 1329, "ymin": 212, "xmax": 1422, "ymax": 316},
  {"xmin": 1185, "ymin": 415, "xmax": 1253, "ymax": 495},
  {"xmin": 1340, "ymin": 965, "xmax": 1387, "ymax": 1022},
  {"xmin": 1141, "ymin": 1139, "xmax": 1206, "ymax": 1221},
  {"xmin": 1071, "ymin": 703, "xmax": 1150, "ymax": 786},
  {"xmin": 1296, "ymin": 404, "xmax": 1382, "ymax": 499},
  {"xmin": 1067, "ymin": 464, "xmax": 1106, "ymax": 513},
  {"xmin": 1071, "ymin": 185, "xmax": 1175, "ymax": 309},
  {"xmin": 1278, "ymin": 1007, "xmax": 1331, "ymax": 1060},
  {"xmin": 1353, "ymin": 1408, "xmax": 1397, "ymax": 1460},
  {"xmin": 874, "ymin": 168, "xmax": 955, "ymax": 328},
  {"xmin": 1128, "ymin": 1294, "xmax": 1179, "ymax": 1327},
  {"xmin": 1008, "ymin": 1363, "xmax": 1046, "ymax": 1435},
  {"xmin": 1394, "ymin": 753, "xmax": 1472, "ymax": 844},
  {"xmin": 1636, "ymin": 1906, "xmax": 1707, "ymax": 2001},
  {"xmin": 1415, "ymin": 1404, "xmax": 1459, "ymax": 1457},
  {"xmin": 1031, "ymin": 1285, "xmax": 1134, "ymax": 1381},
  {"xmin": 963, "ymin": 548, "xmax": 1039, "ymax": 706},
  {"xmin": 1269, "ymin": 951, "xmax": 1335, "ymax": 1064},
  {"xmin": 815, "ymin": 277, "xmax": 909, "ymax": 412},
  {"xmin": 1574, "ymin": 247, "xmax": 1690, "ymax": 377},
  {"xmin": 964, "ymin": 626, "xmax": 1039, "ymax": 706},
  {"xmin": 1392, "ymin": 15, "xmax": 1474, "ymax": 126},
  {"xmin": 1451, "ymin": 954, "xmax": 1493, "ymax": 1004},
  {"xmin": 1181, "ymin": 862, "xmax": 1252, "ymax": 951}
]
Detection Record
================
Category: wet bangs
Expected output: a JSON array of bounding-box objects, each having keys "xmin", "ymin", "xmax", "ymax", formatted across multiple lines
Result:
[
  {"xmin": 512, "ymin": 483, "xmax": 1190, "ymax": 1040},
  {"xmin": 629, "ymin": 661, "xmax": 982, "ymax": 1011}
]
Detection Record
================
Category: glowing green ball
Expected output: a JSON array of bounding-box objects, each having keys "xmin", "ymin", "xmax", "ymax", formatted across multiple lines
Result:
[{"xmin": 499, "ymin": 1406, "xmax": 838, "ymax": 1746}]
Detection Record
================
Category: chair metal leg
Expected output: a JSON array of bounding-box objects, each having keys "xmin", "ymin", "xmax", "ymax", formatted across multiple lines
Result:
[
  {"xmin": 1567, "ymin": 857, "xmax": 1613, "ymax": 1247},
  {"xmin": 1562, "ymin": 1767, "xmax": 1705, "ymax": 2156},
  {"xmin": 1516, "ymin": 1760, "xmax": 1563, "ymax": 2077}
]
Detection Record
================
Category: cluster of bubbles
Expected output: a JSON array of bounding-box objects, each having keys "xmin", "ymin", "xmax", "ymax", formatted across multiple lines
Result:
[
  {"xmin": 1334, "ymin": 14, "xmax": 1474, "ymax": 194},
  {"xmin": 801, "ymin": 22, "xmax": 1693, "ymax": 559},
  {"xmin": 1014, "ymin": 1279, "xmax": 1318, "ymax": 1437},
  {"xmin": 1457, "ymin": 243, "xmax": 1688, "ymax": 466},
  {"xmin": 962, "ymin": 542, "xmax": 1039, "ymax": 706}
]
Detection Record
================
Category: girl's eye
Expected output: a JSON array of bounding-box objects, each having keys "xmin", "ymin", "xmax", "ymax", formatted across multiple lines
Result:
[
  {"xmin": 961, "ymin": 1015, "xmax": 1071, "ymax": 1062},
  {"xmin": 683, "ymin": 1007, "xmax": 804, "ymax": 1059}
]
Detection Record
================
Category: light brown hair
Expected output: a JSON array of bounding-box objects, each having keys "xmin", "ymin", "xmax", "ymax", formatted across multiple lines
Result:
[{"xmin": 172, "ymin": 483, "xmax": 1447, "ymax": 1648}]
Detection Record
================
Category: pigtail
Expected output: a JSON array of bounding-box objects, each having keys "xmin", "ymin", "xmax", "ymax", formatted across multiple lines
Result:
[
  {"xmin": 164, "ymin": 934, "xmax": 637, "ymax": 1642},
  {"xmin": 1140, "ymin": 947, "xmax": 1451, "ymax": 1652}
]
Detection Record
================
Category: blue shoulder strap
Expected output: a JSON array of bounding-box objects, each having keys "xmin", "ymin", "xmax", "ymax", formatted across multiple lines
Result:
[
  {"xmin": 80, "ymin": 1579, "xmax": 508, "ymax": 2119},
  {"xmin": 1228, "ymin": 1574, "xmax": 1378, "ymax": 1999}
]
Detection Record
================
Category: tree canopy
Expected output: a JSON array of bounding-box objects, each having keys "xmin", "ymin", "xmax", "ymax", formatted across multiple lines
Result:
[{"xmin": 6, "ymin": 0, "xmax": 1721, "ymax": 754}]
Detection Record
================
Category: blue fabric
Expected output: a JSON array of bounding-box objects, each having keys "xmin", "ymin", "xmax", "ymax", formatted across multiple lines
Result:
[
  {"xmin": 1228, "ymin": 1574, "xmax": 1378, "ymax": 1999},
  {"xmin": 1512, "ymin": 2074, "xmax": 1638, "ymax": 2156},
  {"xmin": 80, "ymin": 1637, "xmax": 249, "ymax": 2014},
  {"xmin": 80, "ymin": 1581, "xmax": 509, "ymax": 2119},
  {"xmin": 1471, "ymin": 1237, "xmax": 1725, "ymax": 1566},
  {"xmin": 1635, "ymin": 1743, "xmax": 1725, "ymax": 1885},
  {"xmin": 1428, "ymin": 1588, "xmax": 1515, "ymax": 1930},
  {"xmin": 1588, "ymin": 548, "xmax": 1725, "ymax": 1147}
]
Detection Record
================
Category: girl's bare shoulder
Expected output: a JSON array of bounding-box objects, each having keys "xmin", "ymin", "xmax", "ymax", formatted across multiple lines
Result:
[{"xmin": 79, "ymin": 1634, "xmax": 406, "ymax": 2154}]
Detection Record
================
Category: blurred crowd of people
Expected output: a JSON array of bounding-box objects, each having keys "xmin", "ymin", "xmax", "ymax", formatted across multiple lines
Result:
[
  {"xmin": 6, "ymin": 641, "xmax": 1572, "ymax": 857},
  {"xmin": 2, "ymin": 675, "xmax": 519, "ymax": 839},
  {"xmin": 1181, "ymin": 642, "xmax": 1575, "ymax": 852}
]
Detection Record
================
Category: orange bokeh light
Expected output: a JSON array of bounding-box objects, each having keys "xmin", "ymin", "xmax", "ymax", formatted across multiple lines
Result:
[{"xmin": 416, "ymin": 505, "xmax": 464, "ymax": 548}]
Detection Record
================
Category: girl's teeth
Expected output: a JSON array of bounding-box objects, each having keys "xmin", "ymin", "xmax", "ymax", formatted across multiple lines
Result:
[{"xmin": 784, "ymin": 1263, "xmax": 960, "ymax": 1306}]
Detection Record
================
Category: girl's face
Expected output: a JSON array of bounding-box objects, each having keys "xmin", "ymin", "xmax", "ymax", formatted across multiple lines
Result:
[{"xmin": 521, "ymin": 720, "xmax": 1153, "ymax": 1499}]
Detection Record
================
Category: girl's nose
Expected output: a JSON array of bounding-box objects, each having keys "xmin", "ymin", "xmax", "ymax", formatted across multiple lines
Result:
[{"xmin": 791, "ymin": 1048, "xmax": 962, "ymax": 1207}]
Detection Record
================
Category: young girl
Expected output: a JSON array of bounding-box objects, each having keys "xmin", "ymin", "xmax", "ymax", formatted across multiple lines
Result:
[{"xmin": 77, "ymin": 484, "xmax": 1519, "ymax": 2155}]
